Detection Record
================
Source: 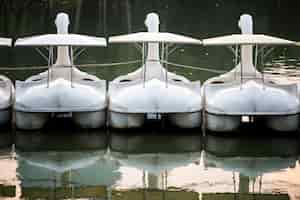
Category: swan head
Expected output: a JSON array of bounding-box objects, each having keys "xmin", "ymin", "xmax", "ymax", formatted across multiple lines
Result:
[
  {"xmin": 145, "ymin": 12, "xmax": 160, "ymax": 32},
  {"xmin": 55, "ymin": 13, "xmax": 70, "ymax": 34},
  {"xmin": 238, "ymin": 14, "xmax": 253, "ymax": 34}
]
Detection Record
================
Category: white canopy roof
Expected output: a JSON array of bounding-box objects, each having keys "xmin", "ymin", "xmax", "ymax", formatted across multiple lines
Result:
[
  {"xmin": 203, "ymin": 34, "xmax": 295, "ymax": 46},
  {"xmin": 109, "ymin": 32, "xmax": 202, "ymax": 45},
  {"xmin": 15, "ymin": 34, "xmax": 107, "ymax": 47},
  {"xmin": 0, "ymin": 38, "xmax": 12, "ymax": 47}
]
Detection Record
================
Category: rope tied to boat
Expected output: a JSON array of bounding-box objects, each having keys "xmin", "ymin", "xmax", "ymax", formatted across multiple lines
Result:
[
  {"xmin": 0, "ymin": 59, "xmax": 282, "ymax": 76},
  {"xmin": 0, "ymin": 60, "xmax": 142, "ymax": 71},
  {"xmin": 160, "ymin": 60, "xmax": 227, "ymax": 74}
]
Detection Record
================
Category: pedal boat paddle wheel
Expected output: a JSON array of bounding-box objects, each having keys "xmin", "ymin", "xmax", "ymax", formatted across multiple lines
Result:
[
  {"xmin": 108, "ymin": 13, "xmax": 202, "ymax": 129},
  {"xmin": 14, "ymin": 13, "xmax": 107, "ymax": 130}
]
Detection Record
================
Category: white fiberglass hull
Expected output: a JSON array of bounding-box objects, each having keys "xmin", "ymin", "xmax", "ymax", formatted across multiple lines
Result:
[
  {"xmin": 109, "ymin": 78, "xmax": 202, "ymax": 129},
  {"xmin": 204, "ymin": 80, "xmax": 299, "ymax": 132},
  {"xmin": 0, "ymin": 76, "xmax": 14, "ymax": 127},
  {"xmin": 15, "ymin": 78, "xmax": 107, "ymax": 130}
]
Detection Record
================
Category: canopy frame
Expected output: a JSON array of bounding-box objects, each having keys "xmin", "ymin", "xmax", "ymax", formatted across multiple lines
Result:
[
  {"xmin": 203, "ymin": 34, "xmax": 295, "ymax": 86},
  {"xmin": 230, "ymin": 44, "xmax": 268, "ymax": 86},
  {"xmin": 114, "ymin": 41, "xmax": 184, "ymax": 88},
  {"xmin": 34, "ymin": 46, "xmax": 87, "ymax": 63},
  {"xmin": 43, "ymin": 45, "xmax": 78, "ymax": 88},
  {"xmin": 0, "ymin": 37, "xmax": 12, "ymax": 47},
  {"xmin": 109, "ymin": 32, "xmax": 202, "ymax": 88},
  {"xmin": 16, "ymin": 34, "xmax": 106, "ymax": 87},
  {"xmin": 215, "ymin": 43, "xmax": 286, "ymax": 87},
  {"xmin": 139, "ymin": 41, "xmax": 175, "ymax": 88}
]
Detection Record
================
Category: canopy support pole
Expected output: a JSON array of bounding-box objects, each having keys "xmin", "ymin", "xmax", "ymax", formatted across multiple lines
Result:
[
  {"xmin": 134, "ymin": 43, "xmax": 143, "ymax": 55},
  {"xmin": 35, "ymin": 48, "xmax": 49, "ymax": 62},
  {"xmin": 240, "ymin": 45, "xmax": 243, "ymax": 89},
  {"xmin": 142, "ymin": 42, "xmax": 146, "ymax": 88},
  {"xmin": 47, "ymin": 46, "xmax": 53, "ymax": 88},
  {"xmin": 234, "ymin": 45, "xmax": 238, "ymax": 81},
  {"xmin": 73, "ymin": 47, "xmax": 86, "ymax": 61},
  {"xmin": 254, "ymin": 44, "xmax": 258, "ymax": 78},
  {"xmin": 167, "ymin": 44, "xmax": 179, "ymax": 56},
  {"xmin": 161, "ymin": 42, "xmax": 165, "ymax": 76},
  {"xmin": 165, "ymin": 43, "xmax": 169, "ymax": 88},
  {"xmin": 261, "ymin": 47, "xmax": 275, "ymax": 62},
  {"xmin": 227, "ymin": 46, "xmax": 236, "ymax": 55},
  {"xmin": 70, "ymin": 46, "xmax": 74, "ymax": 88}
]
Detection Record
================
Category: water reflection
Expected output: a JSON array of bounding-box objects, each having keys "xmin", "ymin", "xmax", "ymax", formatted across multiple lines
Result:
[
  {"xmin": 109, "ymin": 131, "xmax": 202, "ymax": 200},
  {"xmin": 0, "ymin": 129, "xmax": 297, "ymax": 199},
  {"xmin": 16, "ymin": 129, "xmax": 120, "ymax": 199},
  {"xmin": 110, "ymin": 132, "xmax": 201, "ymax": 189},
  {"xmin": 203, "ymin": 135, "xmax": 299, "ymax": 199}
]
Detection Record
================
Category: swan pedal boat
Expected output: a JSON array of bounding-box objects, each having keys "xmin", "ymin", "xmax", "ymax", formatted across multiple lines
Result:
[
  {"xmin": 14, "ymin": 13, "xmax": 107, "ymax": 130},
  {"xmin": 203, "ymin": 14, "xmax": 299, "ymax": 132},
  {"xmin": 108, "ymin": 13, "xmax": 203, "ymax": 129}
]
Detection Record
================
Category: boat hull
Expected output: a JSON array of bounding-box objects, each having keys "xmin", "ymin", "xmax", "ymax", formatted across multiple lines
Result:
[
  {"xmin": 168, "ymin": 112, "xmax": 202, "ymax": 128},
  {"xmin": 109, "ymin": 78, "xmax": 202, "ymax": 129},
  {"xmin": 204, "ymin": 80, "xmax": 300, "ymax": 132},
  {"xmin": 15, "ymin": 78, "xmax": 107, "ymax": 130},
  {"xmin": 206, "ymin": 113, "xmax": 241, "ymax": 132},
  {"xmin": 16, "ymin": 110, "xmax": 106, "ymax": 130},
  {"xmin": 109, "ymin": 112, "xmax": 145, "ymax": 129},
  {"xmin": 109, "ymin": 111, "xmax": 202, "ymax": 129},
  {"xmin": 206, "ymin": 113, "xmax": 299, "ymax": 132},
  {"xmin": 16, "ymin": 111, "xmax": 50, "ymax": 130},
  {"xmin": 0, "ymin": 108, "xmax": 11, "ymax": 126},
  {"xmin": 72, "ymin": 110, "xmax": 106, "ymax": 129}
]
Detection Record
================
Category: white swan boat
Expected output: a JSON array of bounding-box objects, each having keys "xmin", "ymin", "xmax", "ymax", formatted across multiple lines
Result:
[
  {"xmin": 0, "ymin": 38, "xmax": 13, "ymax": 126},
  {"xmin": 203, "ymin": 14, "xmax": 299, "ymax": 132},
  {"xmin": 14, "ymin": 13, "xmax": 107, "ymax": 130},
  {"xmin": 108, "ymin": 13, "xmax": 202, "ymax": 129}
]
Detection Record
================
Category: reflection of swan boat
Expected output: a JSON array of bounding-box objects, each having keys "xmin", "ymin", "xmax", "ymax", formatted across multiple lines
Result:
[
  {"xmin": 108, "ymin": 13, "xmax": 202, "ymax": 129},
  {"xmin": 203, "ymin": 135, "xmax": 298, "ymax": 198},
  {"xmin": 14, "ymin": 13, "xmax": 107, "ymax": 130},
  {"xmin": 205, "ymin": 152, "xmax": 296, "ymax": 179},
  {"xmin": 203, "ymin": 14, "xmax": 299, "ymax": 132},
  {"xmin": 15, "ymin": 128, "xmax": 108, "ymax": 151},
  {"xmin": 110, "ymin": 132, "xmax": 201, "ymax": 174},
  {"xmin": 17, "ymin": 150, "xmax": 121, "ymax": 199},
  {"xmin": 204, "ymin": 134, "xmax": 298, "ymax": 178},
  {"xmin": 0, "ymin": 38, "xmax": 13, "ymax": 127},
  {"xmin": 18, "ymin": 150, "xmax": 106, "ymax": 173},
  {"xmin": 203, "ymin": 151, "xmax": 295, "ymax": 199}
]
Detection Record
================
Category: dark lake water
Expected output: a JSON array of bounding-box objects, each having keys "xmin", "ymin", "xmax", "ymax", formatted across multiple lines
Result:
[{"xmin": 0, "ymin": 0, "xmax": 299, "ymax": 199}]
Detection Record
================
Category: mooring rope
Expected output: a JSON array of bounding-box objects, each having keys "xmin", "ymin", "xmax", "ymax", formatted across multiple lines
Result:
[
  {"xmin": 0, "ymin": 59, "xmax": 280, "ymax": 76},
  {"xmin": 0, "ymin": 60, "xmax": 142, "ymax": 71},
  {"xmin": 77, "ymin": 60, "xmax": 141, "ymax": 68},
  {"xmin": 0, "ymin": 59, "xmax": 227, "ymax": 74},
  {"xmin": 160, "ymin": 60, "xmax": 227, "ymax": 74}
]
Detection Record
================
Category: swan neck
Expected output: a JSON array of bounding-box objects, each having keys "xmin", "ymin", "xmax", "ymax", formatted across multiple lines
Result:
[{"xmin": 55, "ymin": 46, "xmax": 71, "ymax": 66}]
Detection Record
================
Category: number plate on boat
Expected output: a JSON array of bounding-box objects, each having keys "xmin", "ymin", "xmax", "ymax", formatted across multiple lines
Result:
[{"xmin": 147, "ymin": 113, "xmax": 161, "ymax": 120}]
